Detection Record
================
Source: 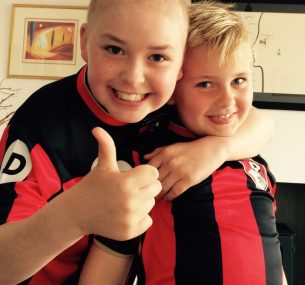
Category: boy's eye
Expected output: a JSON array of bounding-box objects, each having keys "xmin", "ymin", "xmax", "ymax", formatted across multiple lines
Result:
[
  {"xmin": 232, "ymin": 78, "xmax": 245, "ymax": 85},
  {"xmin": 150, "ymin": 54, "xmax": 165, "ymax": 62},
  {"xmin": 105, "ymin": 45, "xmax": 123, "ymax": 55},
  {"xmin": 196, "ymin": 81, "xmax": 212, "ymax": 88}
]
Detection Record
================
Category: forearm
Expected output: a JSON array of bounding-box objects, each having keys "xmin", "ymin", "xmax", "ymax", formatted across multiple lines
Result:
[
  {"xmin": 190, "ymin": 107, "xmax": 274, "ymax": 172},
  {"xmin": 0, "ymin": 190, "xmax": 83, "ymax": 284},
  {"xmin": 79, "ymin": 242, "xmax": 132, "ymax": 285},
  {"xmin": 220, "ymin": 107, "xmax": 274, "ymax": 160}
]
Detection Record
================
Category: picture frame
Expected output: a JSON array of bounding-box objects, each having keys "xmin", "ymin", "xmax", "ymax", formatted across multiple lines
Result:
[
  {"xmin": 7, "ymin": 4, "xmax": 88, "ymax": 80},
  {"xmin": 232, "ymin": 2, "xmax": 305, "ymax": 111}
]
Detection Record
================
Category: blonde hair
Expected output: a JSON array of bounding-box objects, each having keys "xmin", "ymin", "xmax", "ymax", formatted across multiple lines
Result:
[
  {"xmin": 188, "ymin": 1, "xmax": 250, "ymax": 65},
  {"xmin": 87, "ymin": 0, "xmax": 191, "ymax": 29}
]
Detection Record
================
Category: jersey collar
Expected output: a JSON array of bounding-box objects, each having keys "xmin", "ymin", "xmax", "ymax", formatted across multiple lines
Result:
[
  {"xmin": 168, "ymin": 121, "xmax": 198, "ymax": 139},
  {"xmin": 167, "ymin": 107, "xmax": 198, "ymax": 139},
  {"xmin": 77, "ymin": 66, "xmax": 127, "ymax": 127}
]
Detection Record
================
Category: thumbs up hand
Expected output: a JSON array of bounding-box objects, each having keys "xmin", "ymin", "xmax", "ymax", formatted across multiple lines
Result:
[{"xmin": 70, "ymin": 127, "xmax": 161, "ymax": 240}]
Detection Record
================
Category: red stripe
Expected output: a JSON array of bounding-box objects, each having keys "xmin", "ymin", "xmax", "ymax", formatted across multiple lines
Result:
[
  {"xmin": 0, "ymin": 125, "xmax": 10, "ymax": 164},
  {"xmin": 268, "ymin": 171, "xmax": 277, "ymax": 212},
  {"xmin": 168, "ymin": 121, "xmax": 197, "ymax": 138},
  {"xmin": 132, "ymin": 151, "xmax": 141, "ymax": 166},
  {"xmin": 6, "ymin": 142, "xmax": 90, "ymax": 283},
  {"xmin": 142, "ymin": 199, "xmax": 176, "ymax": 285},
  {"xmin": 212, "ymin": 167, "xmax": 266, "ymax": 285},
  {"xmin": 63, "ymin": 177, "xmax": 82, "ymax": 191},
  {"xmin": 7, "ymin": 144, "xmax": 61, "ymax": 222},
  {"xmin": 77, "ymin": 66, "xmax": 127, "ymax": 127}
]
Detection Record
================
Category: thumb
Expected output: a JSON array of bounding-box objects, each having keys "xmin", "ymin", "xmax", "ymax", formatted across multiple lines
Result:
[{"xmin": 92, "ymin": 127, "xmax": 119, "ymax": 171}]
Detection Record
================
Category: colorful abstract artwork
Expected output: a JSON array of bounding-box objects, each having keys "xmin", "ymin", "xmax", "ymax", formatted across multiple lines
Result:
[
  {"xmin": 8, "ymin": 5, "xmax": 87, "ymax": 79},
  {"xmin": 24, "ymin": 21, "xmax": 76, "ymax": 62}
]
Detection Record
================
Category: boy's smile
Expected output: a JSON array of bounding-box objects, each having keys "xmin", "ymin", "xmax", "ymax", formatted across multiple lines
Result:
[
  {"xmin": 113, "ymin": 87, "xmax": 151, "ymax": 103},
  {"xmin": 80, "ymin": 0, "xmax": 188, "ymax": 123},
  {"xmin": 174, "ymin": 43, "xmax": 253, "ymax": 137},
  {"xmin": 209, "ymin": 112, "xmax": 237, "ymax": 124},
  {"xmin": 115, "ymin": 91, "xmax": 147, "ymax": 102}
]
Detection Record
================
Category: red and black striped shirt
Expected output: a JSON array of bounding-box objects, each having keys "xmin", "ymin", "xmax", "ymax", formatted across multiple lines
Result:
[
  {"xmin": 104, "ymin": 112, "xmax": 282, "ymax": 285},
  {"xmin": 0, "ymin": 66, "xmax": 166, "ymax": 284}
]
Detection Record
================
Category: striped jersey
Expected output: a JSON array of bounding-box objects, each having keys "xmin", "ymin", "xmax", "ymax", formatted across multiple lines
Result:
[
  {"xmin": 132, "ymin": 114, "xmax": 283, "ymax": 285},
  {"xmin": 96, "ymin": 110, "xmax": 283, "ymax": 285},
  {"xmin": 0, "ymin": 65, "xmax": 166, "ymax": 284}
]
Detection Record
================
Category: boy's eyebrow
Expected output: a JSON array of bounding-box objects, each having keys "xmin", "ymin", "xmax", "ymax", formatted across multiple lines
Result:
[
  {"xmin": 235, "ymin": 71, "xmax": 251, "ymax": 76},
  {"xmin": 192, "ymin": 71, "xmax": 251, "ymax": 80},
  {"xmin": 101, "ymin": 33, "xmax": 174, "ymax": 50},
  {"xmin": 101, "ymin": 33, "xmax": 126, "ymax": 44},
  {"xmin": 148, "ymin": 44, "xmax": 175, "ymax": 51},
  {"xmin": 193, "ymin": 75, "xmax": 216, "ymax": 80}
]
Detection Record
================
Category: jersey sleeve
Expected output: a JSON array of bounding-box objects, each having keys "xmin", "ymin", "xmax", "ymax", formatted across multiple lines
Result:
[{"xmin": 0, "ymin": 124, "xmax": 61, "ymax": 224}]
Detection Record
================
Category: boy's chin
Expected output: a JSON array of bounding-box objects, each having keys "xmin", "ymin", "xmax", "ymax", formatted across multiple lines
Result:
[{"xmin": 217, "ymin": 128, "xmax": 239, "ymax": 137}]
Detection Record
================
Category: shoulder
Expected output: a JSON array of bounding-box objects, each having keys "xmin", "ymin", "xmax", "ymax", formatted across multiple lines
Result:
[
  {"xmin": 26, "ymin": 73, "xmax": 78, "ymax": 108},
  {"xmin": 10, "ymin": 73, "xmax": 79, "ymax": 123}
]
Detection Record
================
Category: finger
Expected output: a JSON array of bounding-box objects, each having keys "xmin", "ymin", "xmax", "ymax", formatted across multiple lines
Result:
[
  {"xmin": 143, "ymin": 147, "xmax": 165, "ymax": 160},
  {"xmin": 114, "ymin": 197, "xmax": 156, "ymax": 240},
  {"xmin": 136, "ymin": 215, "xmax": 153, "ymax": 236},
  {"xmin": 155, "ymin": 164, "xmax": 169, "ymax": 182},
  {"xmin": 158, "ymin": 172, "xmax": 178, "ymax": 194},
  {"xmin": 92, "ymin": 127, "xmax": 119, "ymax": 172},
  {"xmin": 138, "ymin": 179, "xmax": 162, "ymax": 199},
  {"xmin": 136, "ymin": 196, "xmax": 156, "ymax": 218},
  {"xmin": 128, "ymin": 164, "xmax": 159, "ymax": 187},
  {"xmin": 147, "ymin": 155, "xmax": 161, "ymax": 169},
  {"xmin": 163, "ymin": 179, "xmax": 187, "ymax": 201},
  {"xmin": 155, "ymin": 188, "xmax": 168, "ymax": 200}
]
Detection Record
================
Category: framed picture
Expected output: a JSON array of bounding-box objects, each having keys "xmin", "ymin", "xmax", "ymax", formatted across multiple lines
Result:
[
  {"xmin": 232, "ymin": 2, "xmax": 305, "ymax": 110},
  {"xmin": 7, "ymin": 4, "xmax": 87, "ymax": 80}
]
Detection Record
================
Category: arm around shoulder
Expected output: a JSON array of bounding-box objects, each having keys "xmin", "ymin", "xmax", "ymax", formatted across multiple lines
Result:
[{"xmin": 224, "ymin": 106, "xmax": 274, "ymax": 160}]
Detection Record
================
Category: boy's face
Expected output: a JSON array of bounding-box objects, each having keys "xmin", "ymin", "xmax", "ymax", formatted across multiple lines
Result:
[
  {"xmin": 174, "ymin": 43, "xmax": 253, "ymax": 137},
  {"xmin": 80, "ymin": 0, "xmax": 187, "ymax": 123}
]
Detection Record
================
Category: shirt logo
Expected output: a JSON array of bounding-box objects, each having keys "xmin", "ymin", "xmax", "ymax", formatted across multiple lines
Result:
[
  {"xmin": 239, "ymin": 159, "xmax": 268, "ymax": 191},
  {"xmin": 0, "ymin": 140, "xmax": 32, "ymax": 184}
]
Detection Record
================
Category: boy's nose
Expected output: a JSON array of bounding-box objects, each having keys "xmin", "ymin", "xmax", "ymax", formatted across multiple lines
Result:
[
  {"xmin": 120, "ymin": 60, "xmax": 145, "ymax": 86},
  {"xmin": 217, "ymin": 87, "xmax": 235, "ymax": 108}
]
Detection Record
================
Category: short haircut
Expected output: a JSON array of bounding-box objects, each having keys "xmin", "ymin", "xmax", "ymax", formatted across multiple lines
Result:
[
  {"xmin": 87, "ymin": 0, "xmax": 191, "ymax": 30},
  {"xmin": 188, "ymin": 1, "xmax": 251, "ymax": 65}
]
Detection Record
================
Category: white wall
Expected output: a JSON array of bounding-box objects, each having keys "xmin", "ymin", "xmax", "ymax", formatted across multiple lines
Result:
[
  {"xmin": 1, "ymin": 0, "xmax": 305, "ymax": 184},
  {"xmin": 260, "ymin": 109, "xmax": 305, "ymax": 184}
]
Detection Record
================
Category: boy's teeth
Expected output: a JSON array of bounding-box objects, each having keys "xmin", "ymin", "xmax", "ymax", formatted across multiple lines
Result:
[
  {"xmin": 217, "ymin": 114, "xmax": 232, "ymax": 119},
  {"xmin": 116, "ymin": 91, "xmax": 146, "ymax": 102}
]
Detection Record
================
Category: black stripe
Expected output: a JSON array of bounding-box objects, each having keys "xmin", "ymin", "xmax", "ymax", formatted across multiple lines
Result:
[
  {"xmin": 247, "ymin": 159, "xmax": 283, "ymax": 284},
  {"xmin": 173, "ymin": 177, "xmax": 223, "ymax": 284}
]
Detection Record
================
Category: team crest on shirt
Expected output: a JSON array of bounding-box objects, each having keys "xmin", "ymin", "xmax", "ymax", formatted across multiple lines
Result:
[
  {"xmin": 239, "ymin": 159, "xmax": 268, "ymax": 191},
  {"xmin": 0, "ymin": 139, "xmax": 32, "ymax": 184}
]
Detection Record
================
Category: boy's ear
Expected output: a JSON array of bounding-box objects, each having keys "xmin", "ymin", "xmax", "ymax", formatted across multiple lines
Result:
[{"xmin": 80, "ymin": 23, "xmax": 88, "ymax": 63}]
